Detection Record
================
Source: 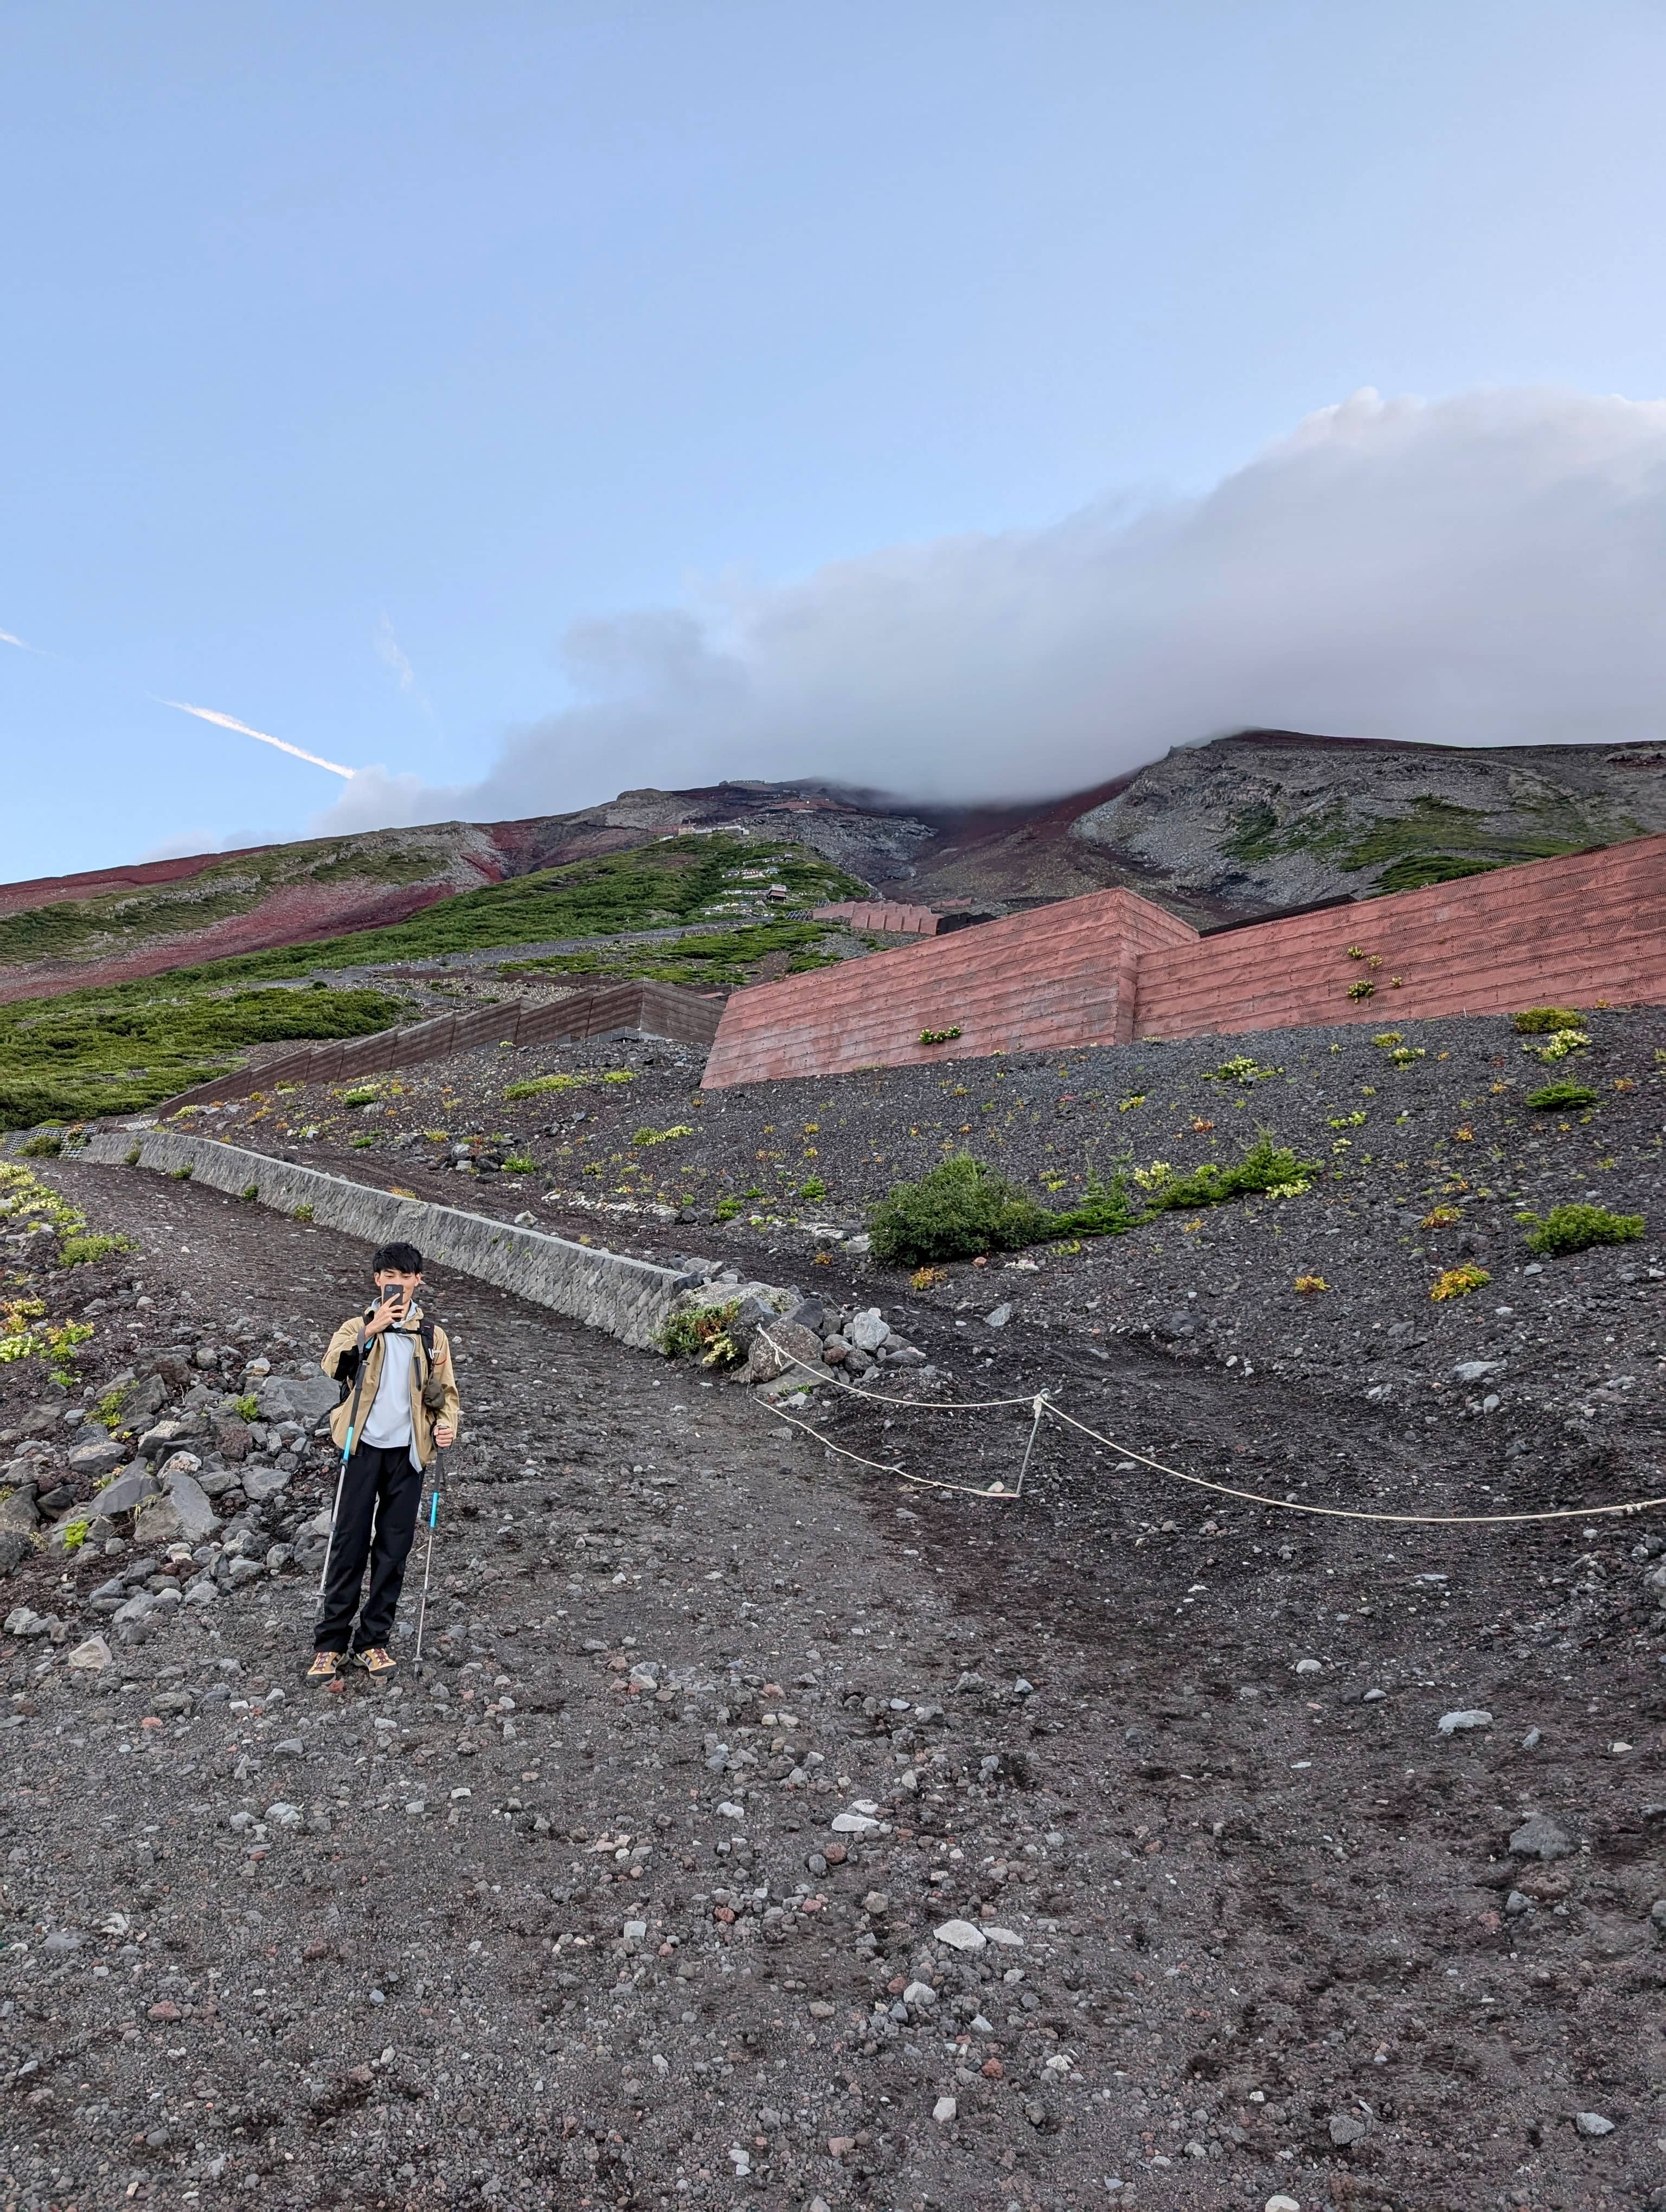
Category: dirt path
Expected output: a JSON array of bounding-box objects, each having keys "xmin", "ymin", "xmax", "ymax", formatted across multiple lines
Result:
[{"xmin": 1, "ymin": 1159, "xmax": 1662, "ymax": 2212}]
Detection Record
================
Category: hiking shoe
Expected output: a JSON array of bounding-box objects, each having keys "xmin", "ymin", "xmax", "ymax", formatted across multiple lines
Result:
[
  {"xmin": 306, "ymin": 1650, "xmax": 345, "ymax": 1684},
  {"xmin": 354, "ymin": 1645, "xmax": 396, "ymax": 1680}
]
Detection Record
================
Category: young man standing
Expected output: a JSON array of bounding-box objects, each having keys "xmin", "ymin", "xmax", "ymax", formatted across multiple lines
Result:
[{"xmin": 307, "ymin": 1241, "xmax": 461, "ymax": 1683}]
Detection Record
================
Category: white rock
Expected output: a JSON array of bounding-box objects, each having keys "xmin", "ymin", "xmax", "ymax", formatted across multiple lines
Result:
[
  {"xmin": 1265, "ymin": 2197, "xmax": 1302, "ymax": 2212},
  {"xmin": 983, "ymin": 1925, "xmax": 1024, "ymax": 1946},
  {"xmin": 1574, "ymin": 2111, "xmax": 1614, "ymax": 2137},
  {"xmin": 932, "ymin": 2095, "xmax": 957, "ymax": 2123},
  {"xmin": 66, "ymin": 1634, "xmax": 113, "ymax": 1671},
  {"xmin": 623, "ymin": 1919, "xmax": 648, "ymax": 1940},
  {"xmin": 902, "ymin": 1980, "xmax": 937, "ymax": 2008},
  {"xmin": 933, "ymin": 1918, "xmax": 986, "ymax": 1952},
  {"xmin": 262, "ymin": 1802, "xmax": 303, "ymax": 1829},
  {"xmin": 831, "ymin": 1812, "xmax": 881, "ymax": 1836},
  {"xmin": 847, "ymin": 1310, "xmax": 889, "ymax": 1353},
  {"xmin": 985, "ymin": 1304, "xmax": 1012, "ymax": 1328},
  {"xmin": 1438, "ymin": 1709, "xmax": 1493, "ymax": 1734},
  {"xmin": 1294, "ymin": 1658, "xmax": 1323, "ymax": 1674}
]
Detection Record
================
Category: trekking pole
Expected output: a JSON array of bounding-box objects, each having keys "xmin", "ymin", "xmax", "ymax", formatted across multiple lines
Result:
[
  {"xmin": 317, "ymin": 1324, "xmax": 373, "ymax": 1603},
  {"xmin": 412, "ymin": 1441, "xmax": 447, "ymax": 1678}
]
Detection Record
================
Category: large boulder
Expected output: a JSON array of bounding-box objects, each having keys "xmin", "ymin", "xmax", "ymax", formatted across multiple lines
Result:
[
  {"xmin": 257, "ymin": 1374, "xmax": 341, "ymax": 1429},
  {"xmin": 135, "ymin": 1473, "xmax": 219, "ymax": 1548},
  {"xmin": 746, "ymin": 1321, "xmax": 824, "ymax": 1386},
  {"xmin": 0, "ymin": 1530, "xmax": 32, "ymax": 1578},
  {"xmin": 68, "ymin": 1437, "xmax": 126, "ymax": 1481},
  {"xmin": 0, "ymin": 1487, "xmax": 40, "ymax": 1534},
  {"xmin": 93, "ymin": 1465, "xmax": 159, "ymax": 1516}
]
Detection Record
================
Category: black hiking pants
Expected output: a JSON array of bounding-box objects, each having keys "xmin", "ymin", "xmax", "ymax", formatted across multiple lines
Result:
[{"xmin": 315, "ymin": 1443, "xmax": 424, "ymax": 1653}]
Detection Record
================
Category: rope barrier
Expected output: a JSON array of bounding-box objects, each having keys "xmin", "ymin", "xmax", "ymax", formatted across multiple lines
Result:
[{"xmin": 753, "ymin": 1327, "xmax": 1666, "ymax": 1530}]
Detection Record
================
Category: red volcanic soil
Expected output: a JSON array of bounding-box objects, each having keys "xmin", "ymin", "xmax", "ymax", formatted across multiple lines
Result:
[
  {"xmin": 0, "ymin": 843, "xmax": 277, "ymax": 918},
  {"xmin": 0, "ymin": 880, "xmax": 458, "ymax": 1006}
]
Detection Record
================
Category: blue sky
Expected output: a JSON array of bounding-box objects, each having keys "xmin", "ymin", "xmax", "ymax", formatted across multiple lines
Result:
[{"xmin": 7, "ymin": 1, "xmax": 1666, "ymax": 876}]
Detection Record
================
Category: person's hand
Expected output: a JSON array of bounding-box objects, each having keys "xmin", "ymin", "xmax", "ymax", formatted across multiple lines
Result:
[
  {"xmin": 434, "ymin": 1421, "xmax": 456, "ymax": 1449},
  {"xmin": 363, "ymin": 1303, "xmax": 399, "ymax": 1338}
]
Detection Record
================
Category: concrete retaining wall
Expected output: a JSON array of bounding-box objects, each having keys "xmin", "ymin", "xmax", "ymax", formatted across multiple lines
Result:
[{"xmin": 45, "ymin": 1129, "xmax": 684, "ymax": 1352}]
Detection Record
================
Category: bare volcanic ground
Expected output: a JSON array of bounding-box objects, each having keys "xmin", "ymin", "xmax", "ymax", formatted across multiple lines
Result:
[{"xmin": 1, "ymin": 1155, "xmax": 1664, "ymax": 2211}]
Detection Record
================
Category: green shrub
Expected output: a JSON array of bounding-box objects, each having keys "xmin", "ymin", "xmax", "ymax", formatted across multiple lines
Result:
[
  {"xmin": 234, "ymin": 1393, "xmax": 259, "ymax": 1422},
  {"xmin": 869, "ymin": 1156, "xmax": 1054, "ymax": 1265},
  {"xmin": 293, "ymin": 1202, "xmax": 314, "ymax": 1222},
  {"xmin": 349, "ymin": 1133, "xmax": 377, "ymax": 1148},
  {"xmin": 339, "ymin": 1086, "xmax": 382, "ymax": 1107},
  {"xmin": 168, "ymin": 1163, "xmax": 193, "ymax": 1181},
  {"xmin": 239, "ymin": 1183, "xmax": 259, "ymax": 1201},
  {"xmin": 799, "ymin": 1174, "xmax": 827, "ymax": 1201},
  {"xmin": 1202, "ymin": 1055, "xmax": 1279, "ymax": 1083},
  {"xmin": 60, "ymin": 1232, "xmax": 136, "ymax": 1268},
  {"xmin": 632, "ymin": 1126, "xmax": 691, "ymax": 1148},
  {"xmin": 919, "ymin": 1026, "xmax": 962, "ymax": 1046},
  {"xmin": 18, "ymin": 1133, "xmax": 62, "ymax": 1158},
  {"xmin": 1526, "ymin": 1081, "xmax": 1599, "ymax": 1111},
  {"xmin": 1513, "ymin": 1006, "xmax": 1583, "ymax": 1033},
  {"xmin": 661, "ymin": 1300, "xmax": 745, "ymax": 1368},
  {"xmin": 1517, "ymin": 1203, "xmax": 1644, "ymax": 1257},
  {"xmin": 869, "ymin": 1130, "xmax": 1321, "ymax": 1266},
  {"xmin": 124, "ymin": 1144, "xmax": 143, "ymax": 1166},
  {"xmin": 502, "ymin": 1154, "xmax": 537, "ymax": 1173},
  {"xmin": 713, "ymin": 1197, "xmax": 743, "ymax": 1222},
  {"xmin": 59, "ymin": 1520, "xmax": 90, "ymax": 1553},
  {"xmin": 502, "ymin": 1071, "xmax": 586, "ymax": 1101}
]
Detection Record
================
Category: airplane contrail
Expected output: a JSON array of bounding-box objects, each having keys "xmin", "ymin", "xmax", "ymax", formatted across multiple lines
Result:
[
  {"xmin": 157, "ymin": 698, "xmax": 356, "ymax": 778},
  {"xmin": 0, "ymin": 628, "xmax": 42, "ymax": 653}
]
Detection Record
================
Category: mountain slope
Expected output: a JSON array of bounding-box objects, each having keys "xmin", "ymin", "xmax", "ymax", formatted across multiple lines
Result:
[{"xmin": 5, "ymin": 730, "xmax": 1664, "ymax": 1004}]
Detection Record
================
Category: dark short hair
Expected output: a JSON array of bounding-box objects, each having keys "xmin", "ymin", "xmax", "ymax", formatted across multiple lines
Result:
[{"xmin": 371, "ymin": 1242, "xmax": 425, "ymax": 1275}]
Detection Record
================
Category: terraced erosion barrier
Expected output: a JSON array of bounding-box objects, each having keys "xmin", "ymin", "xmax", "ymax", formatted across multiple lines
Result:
[
  {"xmin": 26, "ymin": 1127, "xmax": 686, "ymax": 1353},
  {"xmin": 155, "ymin": 978, "xmax": 724, "ymax": 1117}
]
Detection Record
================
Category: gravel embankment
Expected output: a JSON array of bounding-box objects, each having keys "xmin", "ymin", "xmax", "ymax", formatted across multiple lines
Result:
[{"xmin": 2, "ymin": 1153, "xmax": 1664, "ymax": 2210}]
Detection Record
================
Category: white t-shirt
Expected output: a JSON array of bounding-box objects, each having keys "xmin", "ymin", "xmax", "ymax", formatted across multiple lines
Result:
[{"xmin": 360, "ymin": 1328, "xmax": 416, "ymax": 1461}]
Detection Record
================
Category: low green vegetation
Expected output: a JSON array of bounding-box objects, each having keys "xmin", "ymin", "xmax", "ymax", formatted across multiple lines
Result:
[
  {"xmin": 1517, "ymin": 1202, "xmax": 1645, "ymax": 1257},
  {"xmin": 59, "ymin": 1232, "xmax": 136, "ymax": 1267},
  {"xmin": 1526, "ymin": 1081, "xmax": 1599, "ymax": 1110},
  {"xmin": 661, "ymin": 1301, "xmax": 745, "ymax": 1368},
  {"xmin": 1513, "ymin": 1006, "xmax": 1584, "ymax": 1033},
  {"xmin": 503, "ymin": 918, "xmax": 851, "ymax": 989},
  {"xmin": 1222, "ymin": 792, "xmax": 1607, "ymax": 893},
  {"xmin": 868, "ymin": 1130, "xmax": 1318, "ymax": 1265},
  {"xmin": 0, "ymin": 980, "xmax": 408, "ymax": 1130},
  {"xmin": 234, "ymin": 1393, "xmax": 259, "ymax": 1422}
]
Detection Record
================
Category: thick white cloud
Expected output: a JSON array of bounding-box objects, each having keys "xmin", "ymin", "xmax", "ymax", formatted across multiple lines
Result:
[{"xmin": 313, "ymin": 385, "xmax": 1666, "ymax": 834}]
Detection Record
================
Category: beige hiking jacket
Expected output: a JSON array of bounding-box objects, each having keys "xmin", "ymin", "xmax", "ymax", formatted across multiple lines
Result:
[{"xmin": 321, "ymin": 1303, "xmax": 462, "ymax": 1467}]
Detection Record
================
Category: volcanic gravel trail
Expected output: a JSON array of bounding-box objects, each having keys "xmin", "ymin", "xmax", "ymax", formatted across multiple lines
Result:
[{"xmin": 1, "ymin": 1159, "xmax": 1663, "ymax": 2212}]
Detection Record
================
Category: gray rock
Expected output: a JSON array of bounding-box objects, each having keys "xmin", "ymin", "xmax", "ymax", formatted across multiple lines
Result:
[
  {"xmin": 256, "ymin": 1373, "xmax": 341, "ymax": 1429},
  {"xmin": 93, "ymin": 1467, "xmax": 159, "ymax": 1516},
  {"xmin": 847, "ymin": 1309, "xmax": 890, "ymax": 1353},
  {"xmin": 66, "ymin": 1634, "xmax": 114, "ymax": 1672},
  {"xmin": 1574, "ymin": 2111, "xmax": 1615, "ymax": 2137},
  {"xmin": 158, "ymin": 1450, "xmax": 203, "ymax": 1481},
  {"xmin": 933, "ymin": 1918, "xmax": 986, "ymax": 1953},
  {"xmin": 242, "ymin": 1466, "xmax": 291, "ymax": 1504},
  {"xmin": 1521, "ymin": 1727, "xmax": 1543, "ymax": 1750},
  {"xmin": 225, "ymin": 1555, "xmax": 265, "ymax": 1587},
  {"xmin": 68, "ymin": 1437, "xmax": 125, "ymax": 1480},
  {"xmin": 1328, "ymin": 2113, "xmax": 1368, "ymax": 2146},
  {"xmin": 1505, "ymin": 1890, "xmax": 1530, "ymax": 1915},
  {"xmin": 3, "ymin": 1606, "xmax": 51, "ymax": 1637},
  {"xmin": 843, "ymin": 1233, "xmax": 872, "ymax": 1255},
  {"xmin": 1509, "ymin": 1812, "xmax": 1572, "ymax": 1861},
  {"xmin": 1452, "ymin": 1360, "xmax": 1503, "ymax": 1384},
  {"xmin": 135, "ymin": 1474, "xmax": 219, "ymax": 1548},
  {"xmin": 984, "ymin": 1304, "xmax": 1013, "ymax": 1329},
  {"xmin": 788, "ymin": 1298, "xmax": 828, "ymax": 1336},
  {"xmin": 137, "ymin": 1419, "xmax": 190, "ymax": 1461},
  {"xmin": 0, "ymin": 1487, "xmax": 39, "ymax": 1533},
  {"xmin": 1649, "ymin": 1898, "xmax": 1666, "ymax": 1930},
  {"xmin": 0, "ymin": 1529, "xmax": 32, "ymax": 1577},
  {"xmin": 745, "ymin": 1320, "xmax": 823, "ymax": 1386},
  {"xmin": 1438, "ymin": 1708, "xmax": 1494, "ymax": 1734}
]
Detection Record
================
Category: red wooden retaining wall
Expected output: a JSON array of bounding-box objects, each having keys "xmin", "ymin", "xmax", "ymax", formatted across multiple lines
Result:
[
  {"xmin": 701, "ymin": 890, "xmax": 1198, "ymax": 1086},
  {"xmin": 702, "ymin": 833, "xmax": 1666, "ymax": 1088}
]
